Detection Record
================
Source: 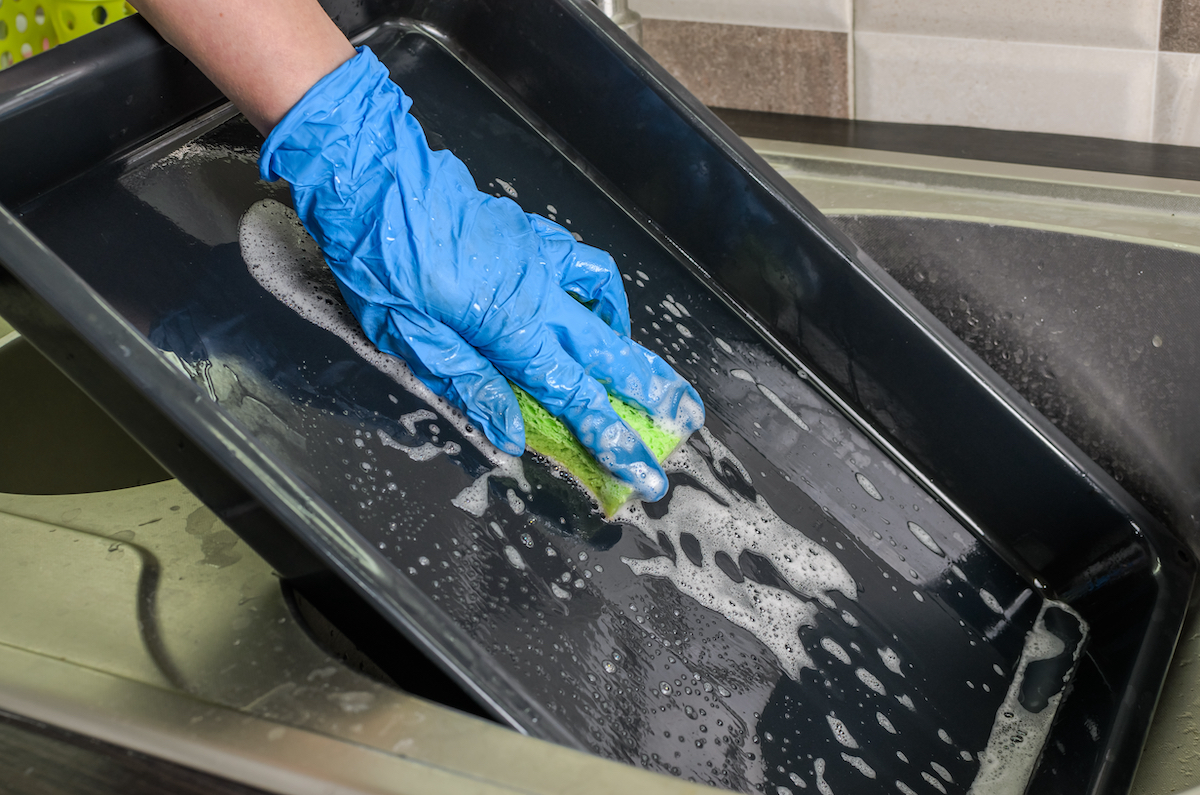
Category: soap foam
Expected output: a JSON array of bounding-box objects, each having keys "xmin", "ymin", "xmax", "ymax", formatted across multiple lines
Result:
[
  {"xmin": 968, "ymin": 601, "xmax": 1087, "ymax": 795},
  {"xmin": 821, "ymin": 637, "xmax": 851, "ymax": 665},
  {"xmin": 921, "ymin": 772, "xmax": 948, "ymax": 794},
  {"xmin": 503, "ymin": 545, "xmax": 526, "ymax": 570},
  {"xmin": 619, "ymin": 429, "xmax": 856, "ymax": 679},
  {"xmin": 856, "ymin": 668, "xmax": 886, "ymax": 696},
  {"xmin": 399, "ymin": 409, "xmax": 437, "ymax": 435},
  {"xmin": 495, "ymin": 178, "xmax": 518, "ymax": 198},
  {"xmin": 841, "ymin": 753, "xmax": 876, "ymax": 779},
  {"xmin": 855, "ymin": 472, "xmax": 883, "ymax": 501},
  {"xmin": 878, "ymin": 647, "xmax": 904, "ymax": 677},
  {"xmin": 238, "ymin": 199, "xmax": 507, "ymax": 467},
  {"xmin": 376, "ymin": 429, "xmax": 450, "ymax": 462},
  {"xmin": 814, "ymin": 758, "xmax": 834, "ymax": 795},
  {"xmin": 826, "ymin": 715, "xmax": 859, "ymax": 749},
  {"xmin": 906, "ymin": 521, "xmax": 945, "ymax": 556},
  {"xmin": 877, "ymin": 712, "xmax": 897, "ymax": 734},
  {"xmin": 979, "ymin": 589, "xmax": 1004, "ymax": 614},
  {"xmin": 758, "ymin": 384, "xmax": 812, "ymax": 432},
  {"xmin": 451, "ymin": 455, "xmax": 531, "ymax": 517}
]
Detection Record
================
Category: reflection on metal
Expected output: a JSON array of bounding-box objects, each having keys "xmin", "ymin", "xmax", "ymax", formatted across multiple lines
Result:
[
  {"xmin": 594, "ymin": 0, "xmax": 642, "ymax": 42},
  {"xmin": 749, "ymin": 138, "xmax": 1200, "ymax": 252}
]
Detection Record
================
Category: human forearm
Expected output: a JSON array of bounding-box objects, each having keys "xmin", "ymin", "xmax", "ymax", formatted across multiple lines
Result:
[{"xmin": 130, "ymin": 0, "xmax": 355, "ymax": 134}]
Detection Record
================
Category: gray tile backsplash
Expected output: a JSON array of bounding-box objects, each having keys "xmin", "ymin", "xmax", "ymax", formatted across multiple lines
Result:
[
  {"xmin": 641, "ymin": 20, "xmax": 849, "ymax": 117},
  {"xmin": 635, "ymin": 0, "xmax": 1197, "ymax": 144},
  {"xmin": 1162, "ymin": 0, "xmax": 1200, "ymax": 53}
]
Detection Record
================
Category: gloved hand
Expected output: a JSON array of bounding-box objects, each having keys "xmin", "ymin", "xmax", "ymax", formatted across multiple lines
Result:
[{"xmin": 259, "ymin": 47, "xmax": 704, "ymax": 501}]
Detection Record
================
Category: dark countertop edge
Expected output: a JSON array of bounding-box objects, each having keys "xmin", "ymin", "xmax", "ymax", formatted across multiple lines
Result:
[
  {"xmin": 0, "ymin": 709, "xmax": 272, "ymax": 795},
  {"xmin": 712, "ymin": 108, "xmax": 1200, "ymax": 182}
]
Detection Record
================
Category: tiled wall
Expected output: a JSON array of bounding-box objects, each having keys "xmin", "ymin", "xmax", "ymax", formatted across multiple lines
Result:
[{"xmin": 637, "ymin": 0, "xmax": 1200, "ymax": 145}]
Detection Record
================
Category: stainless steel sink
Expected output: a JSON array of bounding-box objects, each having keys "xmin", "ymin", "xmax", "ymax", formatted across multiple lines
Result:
[{"xmin": 0, "ymin": 330, "xmax": 169, "ymax": 495}]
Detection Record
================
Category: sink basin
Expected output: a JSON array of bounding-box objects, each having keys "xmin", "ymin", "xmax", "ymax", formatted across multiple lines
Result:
[{"xmin": 0, "ymin": 332, "xmax": 168, "ymax": 494}]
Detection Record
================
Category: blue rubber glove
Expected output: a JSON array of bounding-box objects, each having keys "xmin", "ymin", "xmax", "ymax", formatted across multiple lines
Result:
[{"xmin": 259, "ymin": 47, "xmax": 704, "ymax": 501}]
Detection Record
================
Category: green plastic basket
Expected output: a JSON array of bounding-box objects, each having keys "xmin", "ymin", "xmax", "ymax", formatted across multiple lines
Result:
[
  {"xmin": 0, "ymin": 0, "xmax": 58, "ymax": 69},
  {"xmin": 0, "ymin": 0, "xmax": 135, "ymax": 70},
  {"xmin": 51, "ymin": 0, "xmax": 135, "ymax": 44}
]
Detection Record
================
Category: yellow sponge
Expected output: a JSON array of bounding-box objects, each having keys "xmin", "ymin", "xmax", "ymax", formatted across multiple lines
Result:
[{"xmin": 512, "ymin": 385, "xmax": 681, "ymax": 515}]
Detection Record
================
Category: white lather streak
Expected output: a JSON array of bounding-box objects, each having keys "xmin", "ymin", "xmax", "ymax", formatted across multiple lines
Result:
[
  {"xmin": 238, "ymin": 199, "xmax": 528, "ymax": 511},
  {"xmin": 619, "ymin": 428, "xmax": 857, "ymax": 679},
  {"xmin": 968, "ymin": 601, "xmax": 1087, "ymax": 795}
]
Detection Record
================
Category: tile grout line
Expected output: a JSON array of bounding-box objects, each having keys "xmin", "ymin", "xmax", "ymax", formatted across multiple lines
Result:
[
  {"xmin": 847, "ymin": 0, "xmax": 856, "ymax": 120},
  {"xmin": 1150, "ymin": 0, "xmax": 1165, "ymax": 143}
]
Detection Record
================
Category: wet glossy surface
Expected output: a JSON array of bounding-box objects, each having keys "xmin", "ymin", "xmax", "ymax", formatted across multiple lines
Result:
[
  {"xmin": 12, "ymin": 26, "xmax": 1072, "ymax": 794},
  {"xmin": 832, "ymin": 215, "xmax": 1200, "ymax": 555}
]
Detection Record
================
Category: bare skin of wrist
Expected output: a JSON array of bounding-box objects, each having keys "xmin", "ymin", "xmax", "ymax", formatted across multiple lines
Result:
[{"xmin": 129, "ymin": 0, "xmax": 356, "ymax": 135}]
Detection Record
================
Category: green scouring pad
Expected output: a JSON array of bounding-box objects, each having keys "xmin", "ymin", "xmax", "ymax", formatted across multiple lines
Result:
[{"xmin": 511, "ymin": 385, "xmax": 682, "ymax": 516}]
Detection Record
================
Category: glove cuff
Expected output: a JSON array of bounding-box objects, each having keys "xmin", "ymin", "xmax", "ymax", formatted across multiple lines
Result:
[{"xmin": 258, "ymin": 45, "xmax": 413, "ymax": 187}]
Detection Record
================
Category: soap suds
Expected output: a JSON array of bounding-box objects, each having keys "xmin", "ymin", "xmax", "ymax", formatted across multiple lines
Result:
[
  {"xmin": 921, "ymin": 772, "xmax": 948, "ymax": 794},
  {"xmin": 906, "ymin": 521, "xmax": 945, "ymax": 556},
  {"xmin": 826, "ymin": 715, "xmax": 859, "ymax": 749},
  {"xmin": 451, "ymin": 455, "xmax": 531, "ymax": 517},
  {"xmin": 239, "ymin": 199, "xmax": 503, "ymax": 464},
  {"xmin": 814, "ymin": 758, "xmax": 834, "ymax": 795},
  {"xmin": 855, "ymin": 472, "xmax": 883, "ymax": 501},
  {"xmin": 878, "ymin": 647, "xmax": 904, "ymax": 677},
  {"xmin": 841, "ymin": 753, "xmax": 876, "ymax": 779},
  {"xmin": 399, "ymin": 409, "xmax": 437, "ymax": 435},
  {"xmin": 877, "ymin": 712, "xmax": 897, "ymax": 734},
  {"xmin": 969, "ymin": 602, "xmax": 1088, "ymax": 795},
  {"xmin": 979, "ymin": 589, "xmax": 1004, "ymax": 614},
  {"xmin": 856, "ymin": 668, "xmax": 886, "ymax": 696},
  {"xmin": 495, "ymin": 178, "xmax": 517, "ymax": 198},
  {"xmin": 503, "ymin": 546, "xmax": 526, "ymax": 570},
  {"xmin": 821, "ymin": 638, "xmax": 851, "ymax": 665},
  {"xmin": 619, "ymin": 429, "xmax": 856, "ymax": 679},
  {"xmin": 758, "ymin": 384, "xmax": 812, "ymax": 432}
]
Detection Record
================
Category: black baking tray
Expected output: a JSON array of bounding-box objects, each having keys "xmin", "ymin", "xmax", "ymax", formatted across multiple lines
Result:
[{"xmin": 0, "ymin": 3, "xmax": 1191, "ymax": 794}]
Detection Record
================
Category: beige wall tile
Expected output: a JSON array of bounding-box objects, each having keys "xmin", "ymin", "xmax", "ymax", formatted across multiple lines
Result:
[
  {"xmin": 642, "ymin": 20, "xmax": 850, "ymax": 117},
  {"xmin": 1153, "ymin": 52, "xmax": 1200, "ymax": 144},
  {"xmin": 856, "ymin": 0, "xmax": 1160, "ymax": 50},
  {"xmin": 855, "ymin": 32, "xmax": 1156, "ymax": 141},
  {"xmin": 637, "ymin": 0, "xmax": 851, "ymax": 33},
  {"xmin": 1161, "ymin": 0, "xmax": 1200, "ymax": 53}
]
